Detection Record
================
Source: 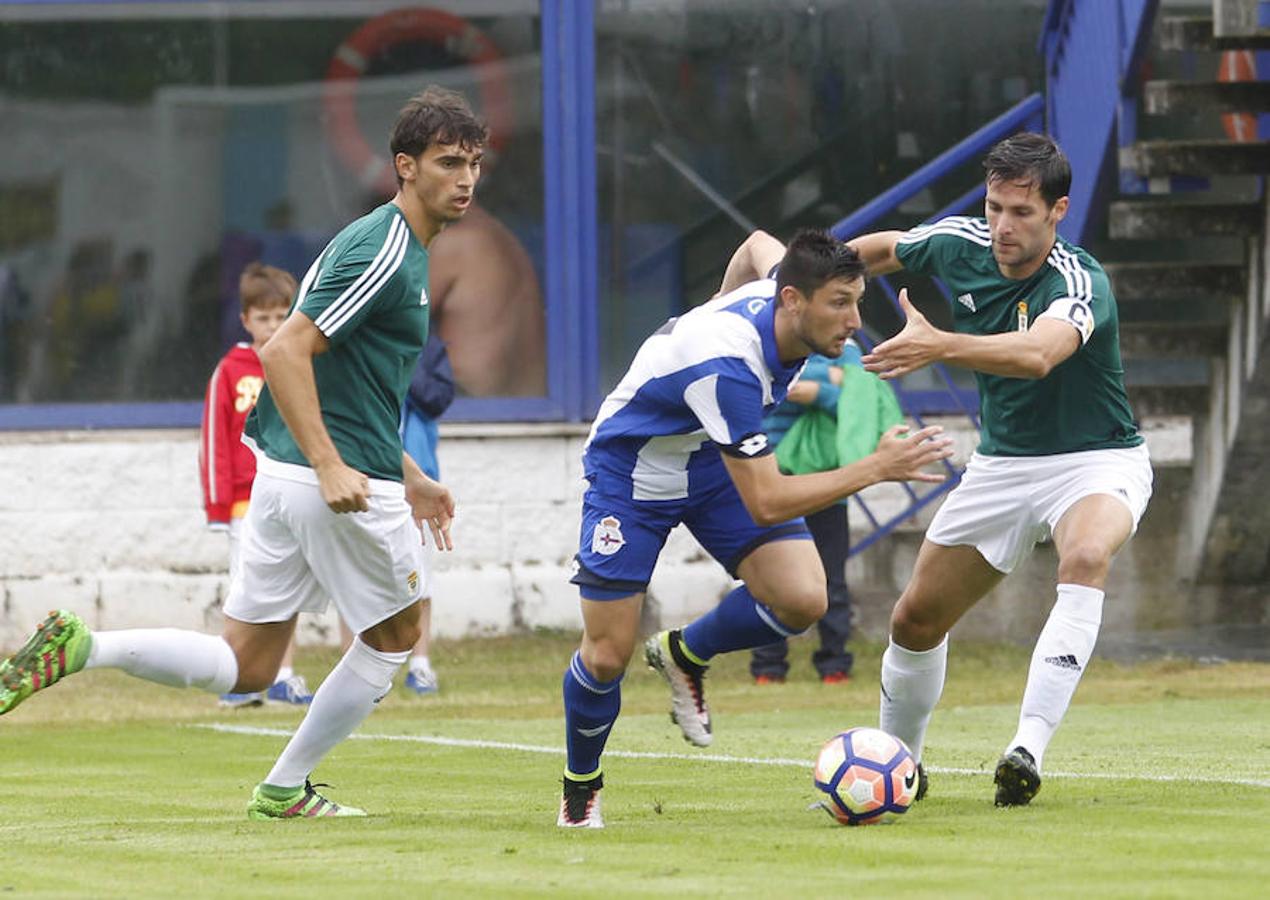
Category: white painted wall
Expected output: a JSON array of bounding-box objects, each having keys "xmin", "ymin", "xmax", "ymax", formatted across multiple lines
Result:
[{"xmin": 0, "ymin": 417, "xmax": 1192, "ymax": 649}]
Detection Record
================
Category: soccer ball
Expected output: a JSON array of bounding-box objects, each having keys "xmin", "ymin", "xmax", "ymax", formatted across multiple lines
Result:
[{"xmin": 813, "ymin": 726, "xmax": 918, "ymax": 825}]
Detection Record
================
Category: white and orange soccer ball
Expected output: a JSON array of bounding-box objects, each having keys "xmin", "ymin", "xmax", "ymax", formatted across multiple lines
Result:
[{"xmin": 813, "ymin": 726, "xmax": 919, "ymax": 825}]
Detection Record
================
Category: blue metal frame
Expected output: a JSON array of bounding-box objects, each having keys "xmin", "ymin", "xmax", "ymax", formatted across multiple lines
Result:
[
  {"xmin": 2, "ymin": 0, "xmax": 599, "ymax": 430},
  {"xmin": 1039, "ymin": 0, "xmax": 1159, "ymax": 242},
  {"xmin": 541, "ymin": 0, "xmax": 600, "ymax": 422}
]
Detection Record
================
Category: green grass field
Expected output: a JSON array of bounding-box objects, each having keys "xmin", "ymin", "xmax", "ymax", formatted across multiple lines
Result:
[{"xmin": 2, "ymin": 632, "xmax": 1267, "ymax": 898}]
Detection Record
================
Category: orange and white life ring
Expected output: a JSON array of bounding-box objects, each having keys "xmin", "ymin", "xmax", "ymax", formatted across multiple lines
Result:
[
  {"xmin": 323, "ymin": 7, "xmax": 512, "ymax": 197},
  {"xmin": 1219, "ymin": 50, "xmax": 1258, "ymax": 143}
]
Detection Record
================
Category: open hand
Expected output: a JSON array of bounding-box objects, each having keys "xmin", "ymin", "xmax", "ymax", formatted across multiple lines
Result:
[
  {"xmin": 862, "ymin": 289, "xmax": 945, "ymax": 379},
  {"xmin": 872, "ymin": 423, "xmax": 955, "ymax": 483},
  {"xmin": 406, "ymin": 475, "xmax": 455, "ymax": 551}
]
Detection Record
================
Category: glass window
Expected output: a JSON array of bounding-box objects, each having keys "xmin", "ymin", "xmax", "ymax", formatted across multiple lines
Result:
[
  {"xmin": 594, "ymin": 0, "xmax": 1045, "ymax": 397},
  {"xmin": 0, "ymin": 2, "xmax": 546, "ymax": 418}
]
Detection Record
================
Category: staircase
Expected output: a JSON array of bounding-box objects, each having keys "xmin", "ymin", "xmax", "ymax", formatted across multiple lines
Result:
[{"xmin": 1108, "ymin": 6, "xmax": 1270, "ymax": 590}]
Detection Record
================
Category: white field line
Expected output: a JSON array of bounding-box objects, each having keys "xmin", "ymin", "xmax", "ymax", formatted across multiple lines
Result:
[{"xmin": 193, "ymin": 723, "xmax": 1270, "ymax": 789}]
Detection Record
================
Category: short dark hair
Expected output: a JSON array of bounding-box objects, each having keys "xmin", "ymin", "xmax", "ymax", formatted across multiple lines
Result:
[
  {"xmin": 389, "ymin": 86, "xmax": 489, "ymax": 186},
  {"xmin": 775, "ymin": 229, "xmax": 865, "ymax": 301},
  {"xmin": 982, "ymin": 132, "xmax": 1071, "ymax": 208},
  {"xmin": 239, "ymin": 262, "xmax": 296, "ymax": 313}
]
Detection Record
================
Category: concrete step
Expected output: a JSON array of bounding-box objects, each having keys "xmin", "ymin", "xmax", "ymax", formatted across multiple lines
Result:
[
  {"xmin": 1120, "ymin": 140, "xmax": 1270, "ymax": 177},
  {"xmin": 1128, "ymin": 383, "xmax": 1209, "ymax": 417},
  {"xmin": 1108, "ymin": 199, "xmax": 1262, "ymax": 239},
  {"xmin": 1143, "ymin": 80, "xmax": 1270, "ymax": 115},
  {"xmin": 1105, "ymin": 261, "xmax": 1247, "ymax": 302},
  {"xmin": 1158, "ymin": 16, "xmax": 1270, "ymax": 51},
  {"xmin": 1119, "ymin": 322, "xmax": 1228, "ymax": 358}
]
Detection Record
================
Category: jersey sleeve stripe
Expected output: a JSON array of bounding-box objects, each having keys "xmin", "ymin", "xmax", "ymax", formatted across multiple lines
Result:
[
  {"xmin": 313, "ymin": 216, "xmax": 407, "ymax": 334},
  {"xmin": 906, "ymin": 215, "xmax": 989, "ymax": 234},
  {"xmin": 1049, "ymin": 246, "xmax": 1093, "ymax": 302},
  {"xmin": 897, "ymin": 221, "xmax": 992, "ymax": 247},
  {"xmin": 321, "ymin": 225, "xmax": 409, "ymax": 335},
  {"xmin": 204, "ymin": 363, "xmax": 222, "ymax": 504}
]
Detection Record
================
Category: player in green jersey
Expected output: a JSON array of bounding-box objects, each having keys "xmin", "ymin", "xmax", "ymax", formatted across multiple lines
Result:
[
  {"xmin": 848, "ymin": 133, "xmax": 1153, "ymax": 807},
  {"xmin": 0, "ymin": 87, "xmax": 485, "ymax": 819}
]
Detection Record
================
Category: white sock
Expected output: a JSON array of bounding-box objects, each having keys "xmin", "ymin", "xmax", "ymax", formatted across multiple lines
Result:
[
  {"xmin": 410, "ymin": 654, "xmax": 430, "ymax": 672},
  {"xmin": 879, "ymin": 635, "xmax": 948, "ymax": 763},
  {"xmin": 275, "ymin": 666, "xmax": 294, "ymax": 684},
  {"xmin": 85, "ymin": 629, "xmax": 237, "ymax": 694},
  {"xmin": 1008, "ymin": 583, "xmax": 1104, "ymax": 772},
  {"xmin": 264, "ymin": 638, "xmax": 407, "ymax": 789}
]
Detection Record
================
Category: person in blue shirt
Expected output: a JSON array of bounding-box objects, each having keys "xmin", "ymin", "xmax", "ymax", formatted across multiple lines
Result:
[
  {"xmin": 749, "ymin": 343, "xmax": 861, "ymax": 685},
  {"xmin": 557, "ymin": 228, "xmax": 954, "ymax": 828}
]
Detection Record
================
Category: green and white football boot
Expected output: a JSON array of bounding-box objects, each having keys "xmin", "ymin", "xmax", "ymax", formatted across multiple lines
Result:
[
  {"xmin": 0, "ymin": 609, "xmax": 92, "ymax": 716},
  {"xmin": 247, "ymin": 780, "xmax": 368, "ymax": 819}
]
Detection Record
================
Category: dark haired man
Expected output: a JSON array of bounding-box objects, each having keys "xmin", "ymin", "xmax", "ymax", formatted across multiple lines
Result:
[
  {"xmin": 848, "ymin": 132, "xmax": 1151, "ymax": 807},
  {"xmin": 0, "ymin": 86, "xmax": 483, "ymax": 818},
  {"xmin": 557, "ymin": 228, "xmax": 954, "ymax": 827}
]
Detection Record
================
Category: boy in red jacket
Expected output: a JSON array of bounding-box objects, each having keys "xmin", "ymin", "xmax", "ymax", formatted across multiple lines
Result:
[{"xmin": 199, "ymin": 262, "xmax": 313, "ymax": 707}]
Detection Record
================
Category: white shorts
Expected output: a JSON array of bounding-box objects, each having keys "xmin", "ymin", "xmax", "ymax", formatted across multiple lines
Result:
[
  {"xmin": 926, "ymin": 444, "xmax": 1153, "ymax": 574},
  {"xmin": 223, "ymin": 459, "xmax": 429, "ymax": 634}
]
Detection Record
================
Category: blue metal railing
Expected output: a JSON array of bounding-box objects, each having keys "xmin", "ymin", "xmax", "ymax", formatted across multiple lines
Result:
[{"xmin": 829, "ymin": 94, "xmax": 1045, "ymax": 242}]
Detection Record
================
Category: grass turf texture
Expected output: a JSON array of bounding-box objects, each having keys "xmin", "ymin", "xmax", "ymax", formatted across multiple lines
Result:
[{"xmin": 1, "ymin": 631, "xmax": 1267, "ymax": 898}]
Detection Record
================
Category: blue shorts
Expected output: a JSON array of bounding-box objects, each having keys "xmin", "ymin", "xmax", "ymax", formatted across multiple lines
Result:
[{"xmin": 570, "ymin": 480, "xmax": 811, "ymax": 600}]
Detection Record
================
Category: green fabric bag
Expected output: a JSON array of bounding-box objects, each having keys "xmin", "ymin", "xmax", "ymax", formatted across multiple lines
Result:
[
  {"xmin": 774, "ymin": 407, "xmax": 839, "ymax": 474},
  {"xmin": 836, "ymin": 365, "xmax": 905, "ymax": 465},
  {"xmin": 773, "ymin": 368, "xmax": 905, "ymax": 475}
]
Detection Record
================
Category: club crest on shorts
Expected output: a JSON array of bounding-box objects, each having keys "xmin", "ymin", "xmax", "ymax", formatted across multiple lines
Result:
[
  {"xmin": 407, "ymin": 570, "xmax": 419, "ymax": 593},
  {"xmin": 591, "ymin": 515, "xmax": 626, "ymax": 556}
]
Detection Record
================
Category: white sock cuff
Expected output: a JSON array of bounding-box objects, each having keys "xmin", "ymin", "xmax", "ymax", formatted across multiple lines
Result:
[
  {"xmin": 886, "ymin": 635, "xmax": 949, "ymax": 671},
  {"xmin": 211, "ymin": 638, "xmax": 239, "ymax": 694},
  {"xmin": 344, "ymin": 637, "xmax": 408, "ymax": 691},
  {"xmin": 1055, "ymin": 583, "xmax": 1105, "ymax": 625}
]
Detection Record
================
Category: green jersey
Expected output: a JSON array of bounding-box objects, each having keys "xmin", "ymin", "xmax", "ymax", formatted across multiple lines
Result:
[
  {"xmin": 245, "ymin": 203, "xmax": 430, "ymax": 482},
  {"xmin": 895, "ymin": 216, "xmax": 1141, "ymax": 456}
]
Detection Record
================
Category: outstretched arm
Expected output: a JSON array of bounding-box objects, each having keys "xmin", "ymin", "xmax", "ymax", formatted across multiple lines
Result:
[
  {"xmin": 862, "ymin": 289, "xmax": 1080, "ymax": 380},
  {"xmin": 720, "ymin": 424, "xmax": 954, "ymax": 526},
  {"xmin": 716, "ymin": 230, "xmax": 786, "ymax": 297}
]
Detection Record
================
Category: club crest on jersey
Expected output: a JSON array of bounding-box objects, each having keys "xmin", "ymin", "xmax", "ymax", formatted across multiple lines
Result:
[
  {"xmin": 1017, "ymin": 301, "xmax": 1029, "ymax": 332},
  {"xmin": 591, "ymin": 515, "xmax": 626, "ymax": 556},
  {"xmin": 957, "ymin": 292, "xmax": 976, "ymax": 312},
  {"xmin": 407, "ymin": 570, "xmax": 419, "ymax": 593}
]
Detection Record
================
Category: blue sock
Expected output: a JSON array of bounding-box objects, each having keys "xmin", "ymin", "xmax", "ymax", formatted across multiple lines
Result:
[
  {"xmin": 681, "ymin": 584, "xmax": 803, "ymax": 663},
  {"xmin": 562, "ymin": 651, "xmax": 622, "ymax": 781}
]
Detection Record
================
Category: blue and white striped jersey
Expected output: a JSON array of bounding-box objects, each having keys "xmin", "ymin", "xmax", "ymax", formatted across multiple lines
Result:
[{"xmin": 583, "ymin": 279, "xmax": 806, "ymax": 502}]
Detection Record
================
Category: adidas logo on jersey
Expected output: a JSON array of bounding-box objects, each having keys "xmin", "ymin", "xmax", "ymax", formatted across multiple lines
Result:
[
  {"xmin": 957, "ymin": 292, "xmax": 976, "ymax": 312},
  {"xmin": 1044, "ymin": 653, "xmax": 1081, "ymax": 671}
]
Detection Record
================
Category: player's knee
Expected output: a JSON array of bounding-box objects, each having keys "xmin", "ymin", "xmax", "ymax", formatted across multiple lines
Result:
[
  {"xmin": 1057, "ymin": 541, "xmax": 1112, "ymax": 584},
  {"xmin": 889, "ymin": 600, "xmax": 946, "ymax": 651},
  {"xmin": 580, "ymin": 640, "xmax": 631, "ymax": 682},
  {"xmin": 771, "ymin": 582, "xmax": 828, "ymax": 631}
]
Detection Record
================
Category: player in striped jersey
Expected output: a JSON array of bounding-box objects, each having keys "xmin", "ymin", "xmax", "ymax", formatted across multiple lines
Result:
[
  {"xmin": 558, "ymin": 229, "xmax": 955, "ymax": 827},
  {"xmin": 847, "ymin": 133, "xmax": 1153, "ymax": 806},
  {"xmin": 0, "ymin": 87, "xmax": 481, "ymax": 819}
]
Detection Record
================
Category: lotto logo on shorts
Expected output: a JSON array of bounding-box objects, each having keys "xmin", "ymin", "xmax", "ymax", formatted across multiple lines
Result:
[
  {"xmin": 407, "ymin": 570, "xmax": 419, "ymax": 593},
  {"xmin": 591, "ymin": 515, "xmax": 626, "ymax": 556}
]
